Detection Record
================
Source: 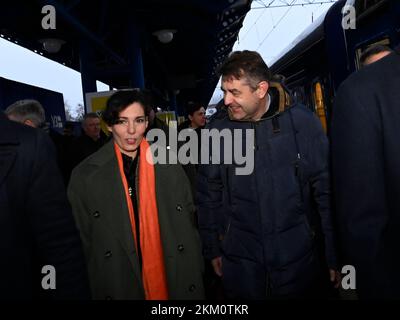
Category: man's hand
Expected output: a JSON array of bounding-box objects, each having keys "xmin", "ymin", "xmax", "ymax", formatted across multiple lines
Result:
[
  {"xmin": 211, "ymin": 257, "xmax": 223, "ymax": 277},
  {"xmin": 329, "ymin": 269, "xmax": 341, "ymax": 289}
]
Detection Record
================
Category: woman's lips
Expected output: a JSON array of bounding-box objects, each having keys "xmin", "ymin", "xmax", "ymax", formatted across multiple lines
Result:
[{"xmin": 126, "ymin": 138, "xmax": 137, "ymax": 145}]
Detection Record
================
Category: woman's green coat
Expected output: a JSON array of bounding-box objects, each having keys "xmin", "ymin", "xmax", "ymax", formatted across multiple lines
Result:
[{"xmin": 68, "ymin": 141, "xmax": 205, "ymax": 300}]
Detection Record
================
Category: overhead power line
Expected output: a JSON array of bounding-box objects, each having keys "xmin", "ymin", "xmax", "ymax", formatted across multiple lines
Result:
[
  {"xmin": 252, "ymin": 0, "xmax": 338, "ymax": 9},
  {"xmin": 257, "ymin": 0, "xmax": 297, "ymax": 49}
]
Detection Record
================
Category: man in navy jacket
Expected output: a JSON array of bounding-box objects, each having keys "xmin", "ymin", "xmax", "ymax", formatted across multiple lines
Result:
[{"xmin": 197, "ymin": 50, "xmax": 339, "ymax": 299}]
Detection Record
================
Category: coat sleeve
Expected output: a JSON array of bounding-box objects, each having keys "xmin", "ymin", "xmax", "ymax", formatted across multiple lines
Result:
[
  {"xmin": 196, "ymin": 162, "xmax": 225, "ymax": 260},
  {"xmin": 331, "ymin": 80, "xmax": 387, "ymax": 273},
  {"xmin": 28, "ymin": 130, "xmax": 91, "ymax": 300},
  {"xmin": 306, "ymin": 114, "xmax": 337, "ymax": 269},
  {"xmin": 67, "ymin": 169, "xmax": 92, "ymax": 261}
]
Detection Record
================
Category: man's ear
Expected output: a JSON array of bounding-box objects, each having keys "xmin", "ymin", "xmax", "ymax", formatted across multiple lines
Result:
[
  {"xmin": 24, "ymin": 119, "xmax": 36, "ymax": 128},
  {"xmin": 188, "ymin": 114, "xmax": 193, "ymax": 122},
  {"xmin": 107, "ymin": 125, "xmax": 113, "ymax": 133},
  {"xmin": 257, "ymin": 81, "xmax": 269, "ymax": 99}
]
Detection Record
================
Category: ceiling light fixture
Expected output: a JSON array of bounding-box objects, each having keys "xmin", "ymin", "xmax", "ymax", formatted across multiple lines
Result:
[
  {"xmin": 39, "ymin": 38, "xmax": 65, "ymax": 53},
  {"xmin": 152, "ymin": 29, "xmax": 176, "ymax": 44}
]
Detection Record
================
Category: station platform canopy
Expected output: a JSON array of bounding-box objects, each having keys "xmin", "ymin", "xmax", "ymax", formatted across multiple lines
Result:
[{"xmin": 0, "ymin": 0, "xmax": 252, "ymax": 110}]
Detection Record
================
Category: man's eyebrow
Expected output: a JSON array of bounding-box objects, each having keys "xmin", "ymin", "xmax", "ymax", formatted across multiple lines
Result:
[{"xmin": 220, "ymin": 87, "xmax": 240, "ymax": 93}]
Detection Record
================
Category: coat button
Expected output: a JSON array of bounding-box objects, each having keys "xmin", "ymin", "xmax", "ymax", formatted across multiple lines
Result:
[
  {"xmin": 176, "ymin": 205, "xmax": 183, "ymax": 212},
  {"xmin": 105, "ymin": 251, "xmax": 112, "ymax": 258},
  {"xmin": 93, "ymin": 211, "xmax": 100, "ymax": 218},
  {"xmin": 189, "ymin": 285, "xmax": 196, "ymax": 292},
  {"xmin": 177, "ymin": 244, "xmax": 184, "ymax": 252}
]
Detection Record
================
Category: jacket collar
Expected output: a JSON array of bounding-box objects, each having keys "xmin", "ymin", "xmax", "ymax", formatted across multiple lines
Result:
[{"xmin": 0, "ymin": 112, "xmax": 19, "ymax": 145}]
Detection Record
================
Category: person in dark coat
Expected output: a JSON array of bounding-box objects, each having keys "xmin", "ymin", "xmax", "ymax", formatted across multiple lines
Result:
[
  {"xmin": 68, "ymin": 90, "xmax": 204, "ymax": 300},
  {"xmin": 5, "ymin": 99, "xmax": 46, "ymax": 128},
  {"xmin": 0, "ymin": 111, "xmax": 90, "ymax": 300},
  {"xmin": 71, "ymin": 112, "xmax": 106, "ymax": 168},
  {"xmin": 331, "ymin": 51, "xmax": 400, "ymax": 299},
  {"xmin": 197, "ymin": 50, "xmax": 340, "ymax": 299},
  {"xmin": 178, "ymin": 101, "xmax": 207, "ymax": 201},
  {"xmin": 144, "ymin": 90, "xmax": 170, "ymax": 144}
]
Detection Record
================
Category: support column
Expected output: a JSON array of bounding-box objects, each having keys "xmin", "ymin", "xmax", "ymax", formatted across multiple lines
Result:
[
  {"xmin": 80, "ymin": 40, "xmax": 97, "ymax": 113},
  {"xmin": 127, "ymin": 23, "xmax": 145, "ymax": 89}
]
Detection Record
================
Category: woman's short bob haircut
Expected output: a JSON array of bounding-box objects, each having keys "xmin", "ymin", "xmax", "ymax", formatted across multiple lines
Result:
[{"xmin": 103, "ymin": 89, "xmax": 153, "ymax": 126}]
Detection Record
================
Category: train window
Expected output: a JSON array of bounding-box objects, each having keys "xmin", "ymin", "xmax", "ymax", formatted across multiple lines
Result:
[
  {"xmin": 356, "ymin": 0, "xmax": 387, "ymax": 18},
  {"xmin": 292, "ymin": 87, "xmax": 306, "ymax": 105},
  {"xmin": 355, "ymin": 38, "xmax": 391, "ymax": 70},
  {"xmin": 312, "ymin": 81, "xmax": 327, "ymax": 133}
]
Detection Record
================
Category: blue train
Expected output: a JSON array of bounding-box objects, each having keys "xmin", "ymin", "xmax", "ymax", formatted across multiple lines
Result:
[{"xmin": 270, "ymin": 0, "xmax": 400, "ymax": 132}]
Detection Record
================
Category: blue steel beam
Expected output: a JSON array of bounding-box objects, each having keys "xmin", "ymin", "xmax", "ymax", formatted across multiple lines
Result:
[{"xmin": 66, "ymin": 0, "xmax": 82, "ymax": 11}]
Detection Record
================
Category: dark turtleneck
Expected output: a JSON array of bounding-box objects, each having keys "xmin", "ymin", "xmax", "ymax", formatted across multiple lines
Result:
[{"xmin": 121, "ymin": 150, "xmax": 142, "ymax": 267}]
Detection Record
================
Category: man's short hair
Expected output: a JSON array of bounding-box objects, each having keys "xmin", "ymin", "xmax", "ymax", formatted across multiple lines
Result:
[
  {"xmin": 102, "ymin": 89, "xmax": 152, "ymax": 126},
  {"xmin": 81, "ymin": 112, "xmax": 100, "ymax": 127},
  {"xmin": 360, "ymin": 44, "xmax": 393, "ymax": 65},
  {"xmin": 5, "ymin": 99, "xmax": 46, "ymax": 128},
  {"xmin": 186, "ymin": 101, "xmax": 204, "ymax": 116},
  {"xmin": 218, "ymin": 50, "xmax": 272, "ymax": 90}
]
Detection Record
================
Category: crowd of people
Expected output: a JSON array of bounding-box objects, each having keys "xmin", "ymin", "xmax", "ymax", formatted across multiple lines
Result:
[{"xmin": 1, "ymin": 44, "xmax": 399, "ymax": 300}]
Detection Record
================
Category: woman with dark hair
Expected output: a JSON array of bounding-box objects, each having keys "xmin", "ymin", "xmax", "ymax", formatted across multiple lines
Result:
[{"xmin": 68, "ymin": 89, "xmax": 204, "ymax": 300}]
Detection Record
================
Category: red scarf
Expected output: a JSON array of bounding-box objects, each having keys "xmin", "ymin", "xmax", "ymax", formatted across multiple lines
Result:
[{"xmin": 114, "ymin": 139, "xmax": 168, "ymax": 300}]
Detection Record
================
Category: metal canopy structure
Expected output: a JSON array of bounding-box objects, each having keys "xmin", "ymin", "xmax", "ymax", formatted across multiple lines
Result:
[{"xmin": 0, "ymin": 0, "xmax": 252, "ymax": 111}]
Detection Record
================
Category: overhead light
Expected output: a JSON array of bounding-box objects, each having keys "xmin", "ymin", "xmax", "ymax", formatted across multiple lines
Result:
[
  {"xmin": 39, "ymin": 38, "xmax": 65, "ymax": 53},
  {"xmin": 152, "ymin": 29, "xmax": 176, "ymax": 44}
]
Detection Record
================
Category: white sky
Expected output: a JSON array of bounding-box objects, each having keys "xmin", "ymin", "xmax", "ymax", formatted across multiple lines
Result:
[
  {"xmin": 0, "ymin": 36, "xmax": 108, "ymax": 113},
  {"xmin": 209, "ymin": 0, "xmax": 335, "ymax": 104},
  {"xmin": 0, "ymin": 1, "xmax": 336, "ymax": 112}
]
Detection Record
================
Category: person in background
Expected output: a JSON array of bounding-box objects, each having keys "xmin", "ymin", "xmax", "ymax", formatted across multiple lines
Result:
[
  {"xmin": 56, "ymin": 121, "xmax": 78, "ymax": 186},
  {"xmin": 5, "ymin": 99, "xmax": 46, "ymax": 128},
  {"xmin": 331, "ymin": 50, "xmax": 400, "ymax": 299},
  {"xmin": 143, "ymin": 90, "xmax": 171, "ymax": 147},
  {"xmin": 360, "ymin": 44, "xmax": 393, "ymax": 66},
  {"xmin": 177, "ymin": 101, "xmax": 207, "ymax": 198},
  {"xmin": 70, "ymin": 112, "xmax": 106, "ymax": 168},
  {"xmin": 68, "ymin": 89, "xmax": 204, "ymax": 300},
  {"xmin": 0, "ymin": 111, "xmax": 90, "ymax": 300},
  {"xmin": 178, "ymin": 101, "xmax": 206, "ymax": 132}
]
